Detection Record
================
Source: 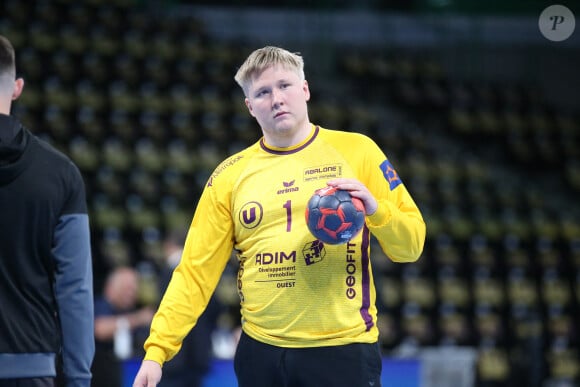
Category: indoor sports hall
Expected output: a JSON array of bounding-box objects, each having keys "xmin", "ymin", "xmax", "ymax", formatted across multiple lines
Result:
[{"xmin": 2, "ymin": 1, "xmax": 578, "ymax": 386}]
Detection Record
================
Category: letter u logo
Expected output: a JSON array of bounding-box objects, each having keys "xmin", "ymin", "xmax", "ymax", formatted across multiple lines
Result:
[
  {"xmin": 243, "ymin": 207, "xmax": 256, "ymax": 223},
  {"xmin": 239, "ymin": 201, "xmax": 263, "ymax": 229}
]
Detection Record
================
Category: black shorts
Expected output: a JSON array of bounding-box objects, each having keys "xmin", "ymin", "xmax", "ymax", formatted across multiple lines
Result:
[
  {"xmin": 234, "ymin": 331, "xmax": 382, "ymax": 387},
  {"xmin": 0, "ymin": 378, "xmax": 54, "ymax": 387}
]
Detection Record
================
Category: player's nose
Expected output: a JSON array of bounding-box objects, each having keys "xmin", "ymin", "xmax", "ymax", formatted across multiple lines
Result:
[{"xmin": 271, "ymin": 88, "xmax": 284, "ymax": 107}]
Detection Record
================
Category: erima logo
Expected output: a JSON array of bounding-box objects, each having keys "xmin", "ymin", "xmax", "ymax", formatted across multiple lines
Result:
[{"xmin": 277, "ymin": 180, "xmax": 299, "ymax": 194}]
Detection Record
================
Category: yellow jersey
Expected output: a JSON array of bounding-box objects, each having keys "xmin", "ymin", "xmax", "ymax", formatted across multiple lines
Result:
[{"xmin": 144, "ymin": 125, "xmax": 425, "ymax": 364}]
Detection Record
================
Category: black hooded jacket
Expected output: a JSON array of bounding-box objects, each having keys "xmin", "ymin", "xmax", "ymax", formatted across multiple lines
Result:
[{"xmin": 0, "ymin": 114, "xmax": 94, "ymax": 387}]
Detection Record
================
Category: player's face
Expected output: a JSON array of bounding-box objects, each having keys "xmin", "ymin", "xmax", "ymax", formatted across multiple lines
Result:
[{"xmin": 245, "ymin": 65, "xmax": 311, "ymax": 147}]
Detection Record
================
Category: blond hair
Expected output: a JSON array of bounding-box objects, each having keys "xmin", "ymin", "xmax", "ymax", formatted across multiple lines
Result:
[{"xmin": 234, "ymin": 46, "xmax": 305, "ymax": 95}]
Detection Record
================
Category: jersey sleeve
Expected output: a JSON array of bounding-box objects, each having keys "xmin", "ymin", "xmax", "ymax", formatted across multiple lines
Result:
[
  {"xmin": 359, "ymin": 136, "xmax": 426, "ymax": 262},
  {"xmin": 143, "ymin": 172, "xmax": 236, "ymax": 365}
]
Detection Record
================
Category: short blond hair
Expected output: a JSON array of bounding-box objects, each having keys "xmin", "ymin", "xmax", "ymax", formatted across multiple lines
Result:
[{"xmin": 234, "ymin": 46, "xmax": 305, "ymax": 95}]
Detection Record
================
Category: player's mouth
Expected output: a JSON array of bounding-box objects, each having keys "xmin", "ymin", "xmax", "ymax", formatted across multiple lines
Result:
[{"xmin": 274, "ymin": 111, "xmax": 289, "ymax": 119}]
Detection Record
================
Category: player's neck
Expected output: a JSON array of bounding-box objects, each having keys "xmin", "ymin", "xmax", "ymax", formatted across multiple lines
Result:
[{"xmin": 263, "ymin": 122, "xmax": 314, "ymax": 149}]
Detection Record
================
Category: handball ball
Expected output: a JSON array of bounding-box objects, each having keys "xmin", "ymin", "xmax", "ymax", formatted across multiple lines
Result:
[{"xmin": 305, "ymin": 186, "xmax": 365, "ymax": 245}]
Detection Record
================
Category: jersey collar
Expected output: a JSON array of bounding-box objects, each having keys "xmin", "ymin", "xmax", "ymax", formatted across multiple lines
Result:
[{"xmin": 260, "ymin": 125, "xmax": 319, "ymax": 155}]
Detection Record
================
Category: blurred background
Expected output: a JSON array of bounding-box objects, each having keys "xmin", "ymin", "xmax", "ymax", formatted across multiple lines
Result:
[{"xmin": 2, "ymin": 0, "xmax": 579, "ymax": 386}]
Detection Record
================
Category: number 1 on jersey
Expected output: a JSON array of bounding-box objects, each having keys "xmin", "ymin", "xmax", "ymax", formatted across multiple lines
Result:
[{"xmin": 283, "ymin": 200, "xmax": 292, "ymax": 232}]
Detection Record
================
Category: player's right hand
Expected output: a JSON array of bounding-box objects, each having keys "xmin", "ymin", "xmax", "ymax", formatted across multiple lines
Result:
[{"xmin": 132, "ymin": 360, "xmax": 162, "ymax": 387}]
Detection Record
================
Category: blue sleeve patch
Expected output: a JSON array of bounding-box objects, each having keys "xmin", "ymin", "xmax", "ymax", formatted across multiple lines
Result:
[{"xmin": 380, "ymin": 160, "xmax": 402, "ymax": 191}]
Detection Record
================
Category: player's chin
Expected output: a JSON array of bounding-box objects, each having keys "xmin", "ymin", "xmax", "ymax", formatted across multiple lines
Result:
[
  {"xmin": 272, "ymin": 117, "xmax": 292, "ymax": 129},
  {"xmin": 272, "ymin": 122, "xmax": 296, "ymax": 134}
]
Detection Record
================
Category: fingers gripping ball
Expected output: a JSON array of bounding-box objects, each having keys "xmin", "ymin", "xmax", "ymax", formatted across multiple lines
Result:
[{"xmin": 305, "ymin": 186, "xmax": 365, "ymax": 245}]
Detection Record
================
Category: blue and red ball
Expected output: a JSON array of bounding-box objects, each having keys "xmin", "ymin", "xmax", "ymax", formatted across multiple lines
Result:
[{"xmin": 305, "ymin": 186, "xmax": 365, "ymax": 245}]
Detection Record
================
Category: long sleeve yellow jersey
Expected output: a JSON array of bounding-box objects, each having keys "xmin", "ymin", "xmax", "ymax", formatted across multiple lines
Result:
[{"xmin": 144, "ymin": 125, "xmax": 425, "ymax": 364}]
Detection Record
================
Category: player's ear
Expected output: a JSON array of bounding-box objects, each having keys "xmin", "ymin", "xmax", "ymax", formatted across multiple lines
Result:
[
  {"xmin": 245, "ymin": 97, "xmax": 256, "ymax": 117},
  {"xmin": 12, "ymin": 78, "xmax": 24, "ymax": 100},
  {"xmin": 303, "ymin": 80, "xmax": 310, "ymax": 102}
]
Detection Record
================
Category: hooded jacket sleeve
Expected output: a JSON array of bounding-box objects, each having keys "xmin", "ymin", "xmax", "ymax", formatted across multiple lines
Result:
[{"xmin": 52, "ymin": 162, "xmax": 94, "ymax": 387}]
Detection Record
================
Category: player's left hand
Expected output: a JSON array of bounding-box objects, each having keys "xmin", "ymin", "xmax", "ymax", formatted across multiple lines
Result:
[{"xmin": 326, "ymin": 178, "xmax": 378, "ymax": 216}]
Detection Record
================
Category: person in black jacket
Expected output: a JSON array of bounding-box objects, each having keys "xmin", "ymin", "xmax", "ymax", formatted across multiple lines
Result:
[{"xmin": 0, "ymin": 35, "xmax": 95, "ymax": 387}]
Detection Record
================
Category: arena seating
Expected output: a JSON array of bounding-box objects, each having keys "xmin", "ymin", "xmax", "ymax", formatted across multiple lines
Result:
[{"xmin": 2, "ymin": 0, "xmax": 578, "ymax": 385}]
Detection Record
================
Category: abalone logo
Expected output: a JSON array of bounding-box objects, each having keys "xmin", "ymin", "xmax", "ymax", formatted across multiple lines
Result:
[
  {"xmin": 239, "ymin": 201, "xmax": 263, "ymax": 229},
  {"xmin": 303, "ymin": 164, "xmax": 342, "ymax": 182}
]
